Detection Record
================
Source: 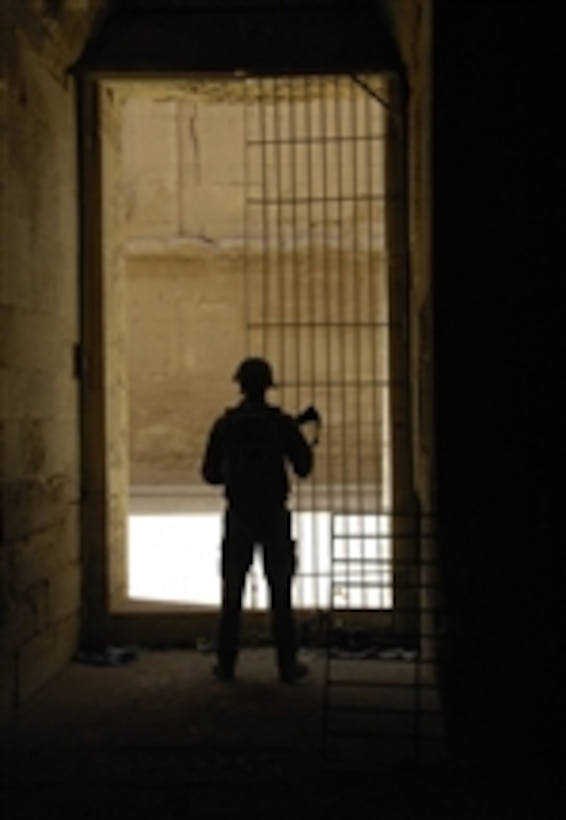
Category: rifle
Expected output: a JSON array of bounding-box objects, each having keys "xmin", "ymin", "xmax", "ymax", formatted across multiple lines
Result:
[{"xmin": 295, "ymin": 405, "xmax": 322, "ymax": 447}]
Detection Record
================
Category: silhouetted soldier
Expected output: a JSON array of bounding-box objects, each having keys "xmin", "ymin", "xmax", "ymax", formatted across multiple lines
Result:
[{"xmin": 201, "ymin": 358, "xmax": 314, "ymax": 683}]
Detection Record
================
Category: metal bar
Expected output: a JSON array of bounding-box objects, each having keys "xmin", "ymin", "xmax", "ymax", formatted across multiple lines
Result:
[
  {"xmin": 272, "ymin": 77, "xmax": 282, "ymax": 384},
  {"xmin": 261, "ymin": 379, "xmax": 405, "ymax": 388},
  {"xmin": 292, "ymin": 572, "xmax": 430, "ymax": 580},
  {"xmin": 248, "ymin": 194, "xmax": 394, "ymax": 205},
  {"xmin": 246, "ymin": 321, "xmax": 399, "ymax": 328},
  {"xmin": 334, "ymin": 76, "xmax": 349, "ymax": 605},
  {"xmin": 303, "ymin": 75, "xmax": 319, "ymax": 609},
  {"xmin": 326, "ymin": 706, "xmax": 441, "ymax": 716},
  {"xmin": 259, "ymin": 78, "xmax": 270, "ymax": 358},
  {"xmin": 366, "ymin": 70, "xmax": 382, "ymax": 536},
  {"xmin": 247, "ymin": 135, "xmax": 386, "ymax": 146},
  {"xmin": 324, "ymin": 731, "xmax": 442, "ymax": 741},
  {"xmin": 331, "ymin": 557, "xmax": 394, "ymax": 564},
  {"xmin": 320, "ymin": 72, "xmax": 333, "ymax": 758},
  {"xmin": 350, "ymin": 74, "xmax": 399, "ymax": 117},
  {"xmin": 288, "ymin": 77, "xmax": 302, "ymax": 608},
  {"xmin": 294, "ymin": 568, "xmax": 439, "ymax": 578},
  {"xmin": 331, "ymin": 581, "xmax": 392, "ymax": 590},
  {"xmin": 332, "ymin": 533, "xmax": 423, "ymax": 540},
  {"xmin": 243, "ymin": 80, "xmax": 251, "ymax": 348},
  {"xmin": 246, "ymin": 76, "xmax": 270, "ymax": 610},
  {"xmin": 350, "ymin": 73, "xmax": 365, "ymax": 609},
  {"xmin": 326, "ymin": 681, "xmax": 438, "ymax": 691},
  {"xmin": 320, "ymin": 74, "xmax": 333, "ymax": 570},
  {"xmin": 335, "ymin": 568, "xmax": 437, "ymax": 580}
]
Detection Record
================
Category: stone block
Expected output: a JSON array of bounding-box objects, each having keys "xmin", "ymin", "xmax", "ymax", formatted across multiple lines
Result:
[
  {"xmin": 120, "ymin": 96, "xmax": 179, "ymax": 239},
  {"xmin": 3, "ymin": 418, "xmax": 79, "ymax": 484},
  {"xmin": 13, "ymin": 525, "xmax": 63, "ymax": 592},
  {"xmin": 0, "ymin": 307, "xmax": 17, "ymax": 368},
  {"xmin": 2, "ymin": 476, "xmax": 74, "ymax": 541},
  {"xmin": 1, "ymin": 216, "xmax": 34, "ymax": 309},
  {"xmin": 0, "ymin": 544, "xmax": 15, "ymax": 633},
  {"xmin": 4, "ymin": 370, "xmax": 54, "ymax": 420},
  {"xmin": 1, "ymin": 309, "xmax": 67, "ymax": 373},
  {"xmin": 0, "ymin": 653, "xmax": 17, "ymax": 722},
  {"xmin": 52, "ymin": 373, "xmax": 79, "ymax": 420},
  {"xmin": 17, "ymin": 614, "xmax": 79, "ymax": 704},
  {"xmin": 1, "ymin": 542, "xmax": 50, "ymax": 651},
  {"xmin": 12, "ymin": 582, "xmax": 50, "ymax": 649},
  {"xmin": 43, "ymin": 419, "xmax": 80, "ymax": 477},
  {"xmin": 48, "ymin": 563, "xmax": 81, "ymax": 623},
  {"xmin": 16, "ymin": 522, "xmax": 76, "ymax": 584},
  {"xmin": 58, "ymin": 503, "xmax": 80, "ymax": 566},
  {"xmin": 0, "ymin": 418, "xmax": 5, "ymax": 495}
]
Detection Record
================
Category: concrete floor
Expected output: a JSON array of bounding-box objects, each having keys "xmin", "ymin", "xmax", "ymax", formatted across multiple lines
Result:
[{"xmin": 1, "ymin": 648, "xmax": 503, "ymax": 819}]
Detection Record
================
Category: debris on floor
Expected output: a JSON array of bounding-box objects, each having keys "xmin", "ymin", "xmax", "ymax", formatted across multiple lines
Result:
[{"xmin": 73, "ymin": 645, "xmax": 140, "ymax": 667}]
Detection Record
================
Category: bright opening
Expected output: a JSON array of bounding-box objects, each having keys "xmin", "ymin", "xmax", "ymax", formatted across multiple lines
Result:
[
  {"xmin": 128, "ymin": 509, "xmax": 392, "ymax": 610},
  {"xmin": 101, "ymin": 76, "xmax": 396, "ymax": 612}
]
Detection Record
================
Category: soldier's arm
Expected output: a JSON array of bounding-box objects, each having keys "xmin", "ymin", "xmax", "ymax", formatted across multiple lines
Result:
[
  {"xmin": 283, "ymin": 416, "xmax": 313, "ymax": 478},
  {"xmin": 201, "ymin": 419, "xmax": 225, "ymax": 485}
]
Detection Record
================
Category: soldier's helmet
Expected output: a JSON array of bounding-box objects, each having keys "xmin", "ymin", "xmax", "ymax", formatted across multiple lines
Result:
[{"xmin": 233, "ymin": 357, "xmax": 275, "ymax": 391}]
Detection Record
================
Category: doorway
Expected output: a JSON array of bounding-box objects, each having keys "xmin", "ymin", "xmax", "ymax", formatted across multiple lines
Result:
[{"xmin": 83, "ymin": 73, "xmax": 415, "ymax": 643}]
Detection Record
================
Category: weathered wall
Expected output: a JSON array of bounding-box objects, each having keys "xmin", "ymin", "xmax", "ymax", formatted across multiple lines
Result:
[
  {"xmin": 381, "ymin": 0, "xmax": 433, "ymax": 510},
  {"xmin": 0, "ymin": 0, "xmax": 109, "ymax": 719},
  {"xmin": 127, "ymin": 250, "xmax": 390, "ymax": 489},
  {"xmin": 119, "ymin": 83, "xmax": 391, "ymax": 490},
  {"xmin": 100, "ymin": 85, "xmax": 130, "ymax": 607},
  {"xmin": 378, "ymin": 0, "xmax": 435, "ymax": 659},
  {"xmin": 126, "ymin": 253, "xmax": 245, "ymax": 485},
  {"xmin": 0, "ymin": 0, "xmax": 433, "ymax": 717}
]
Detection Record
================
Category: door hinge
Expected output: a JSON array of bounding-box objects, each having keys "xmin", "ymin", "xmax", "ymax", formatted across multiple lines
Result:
[{"xmin": 73, "ymin": 343, "xmax": 88, "ymax": 379}]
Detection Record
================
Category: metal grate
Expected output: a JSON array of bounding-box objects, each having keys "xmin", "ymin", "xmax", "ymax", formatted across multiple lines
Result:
[
  {"xmin": 243, "ymin": 74, "xmax": 395, "ymax": 612},
  {"xmin": 242, "ymin": 74, "xmax": 442, "ymax": 767},
  {"xmin": 320, "ymin": 519, "xmax": 443, "ymax": 769}
]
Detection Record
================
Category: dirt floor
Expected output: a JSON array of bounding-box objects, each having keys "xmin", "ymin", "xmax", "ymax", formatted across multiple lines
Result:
[{"xmin": 0, "ymin": 648, "xmax": 539, "ymax": 819}]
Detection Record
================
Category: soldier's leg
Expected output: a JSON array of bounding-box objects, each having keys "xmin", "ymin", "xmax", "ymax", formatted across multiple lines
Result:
[
  {"xmin": 263, "ymin": 509, "xmax": 298, "ymax": 677},
  {"xmin": 215, "ymin": 509, "xmax": 253, "ymax": 678},
  {"xmin": 216, "ymin": 571, "xmax": 247, "ymax": 678},
  {"xmin": 269, "ymin": 573, "xmax": 297, "ymax": 677}
]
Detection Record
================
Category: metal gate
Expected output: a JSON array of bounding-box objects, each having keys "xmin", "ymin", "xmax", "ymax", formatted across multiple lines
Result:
[
  {"xmin": 241, "ymin": 74, "xmax": 414, "ymax": 633},
  {"xmin": 239, "ymin": 76, "xmax": 441, "ymax": 765}
]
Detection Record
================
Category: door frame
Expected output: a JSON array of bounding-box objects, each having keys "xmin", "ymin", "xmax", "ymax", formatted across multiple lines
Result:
[{"xmin": 76, "ymin": 70, "xmax": 418, "ymax": 649}]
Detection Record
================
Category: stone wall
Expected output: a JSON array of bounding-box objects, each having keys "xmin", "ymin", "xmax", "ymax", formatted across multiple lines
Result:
[
  {"xmin": 126, "ymin": 249, "xmax": 390, "ymax": 490},
  {"xmin": 116, "ymin": 80, "xmax": 391, "ymax": 491},
  {"xmin": 375, "ymin": 0, "xmax": 435, "ymax": 656},
  {"xmin": 381, "ymin": 0, "xmax": 433, "ymax": 510},
  {"xmin": 0, "ymin": 0, "xmax": 109, "ymax": 720},
  {"xmin": 0, "ymin": 0, "xmax": 433, "ymax": 716}
]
